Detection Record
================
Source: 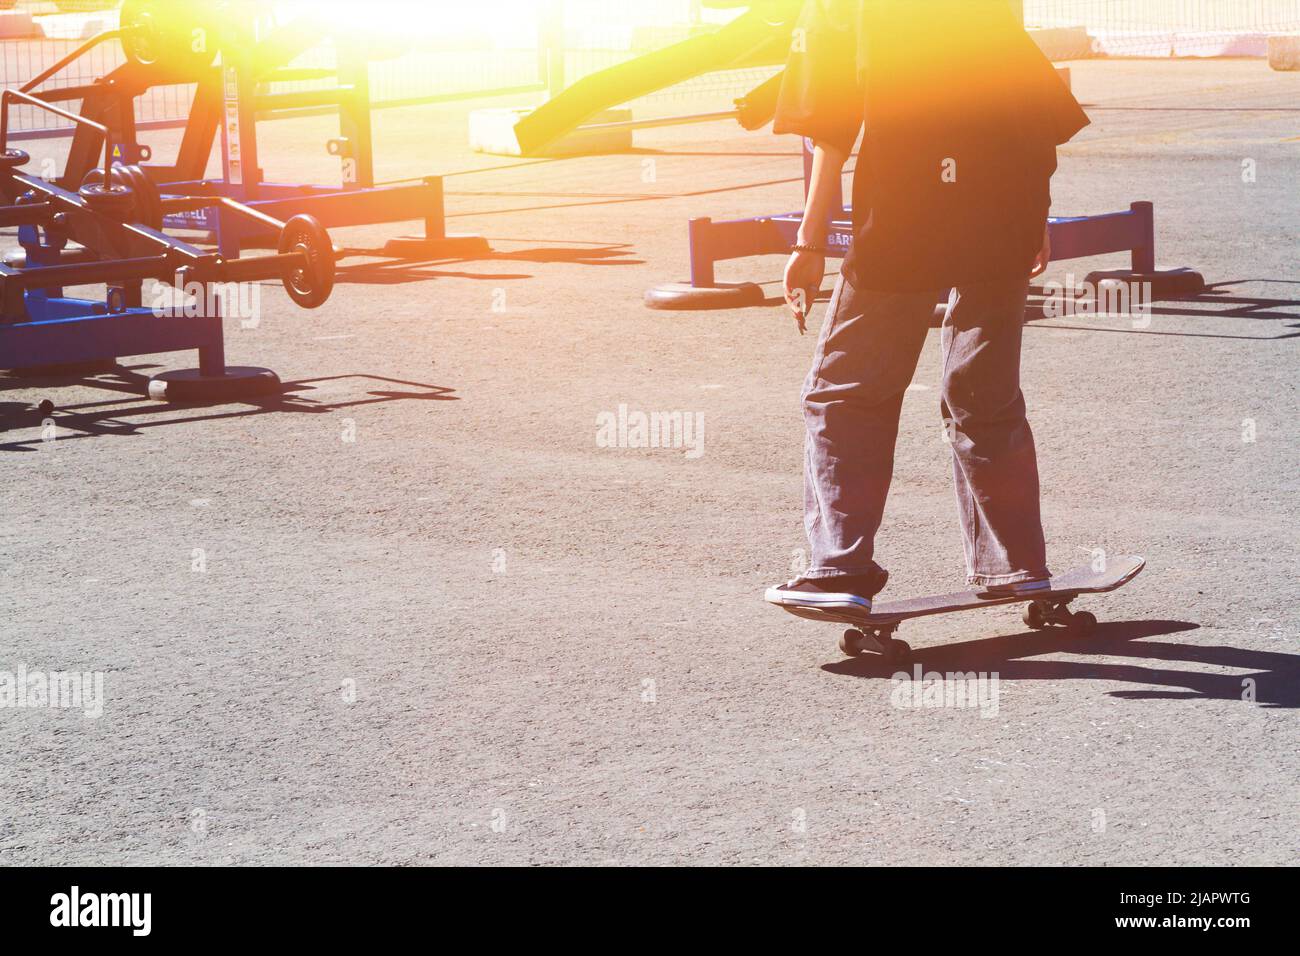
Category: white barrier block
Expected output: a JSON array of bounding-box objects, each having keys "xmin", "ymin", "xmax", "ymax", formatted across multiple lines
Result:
[
  {"xmin": 29, "ymin": 10, "xmax": 115, "ymax": 41},
  {"xmin": 1174, "ymin": 31, "xmax": 1269, "ymax": 57},
  {"xmin": 1091, "ymin": 31, "xmax": 1176, "ymax": 57},
  {"xmin": 0, "ymin": 11, "xmax": 38, "ymax": 39},
  {"xmin": 1269, "ymin": 35, "xmax": 1300, "ymax": 71},
  {"xmin": 1028, "ymin": 26, "xmax": 1096, "ymax": 61}
]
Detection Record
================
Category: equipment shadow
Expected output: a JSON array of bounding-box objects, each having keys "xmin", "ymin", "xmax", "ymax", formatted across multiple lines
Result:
[
  {"xmin": 822, "ymin": 619, "xmax": 1299, "ymax": 708},
  {"xmin": 333, "ymin": 242, "xmax": 643, "ymax": 288},
  {"xmin": 755, "ymin": 277, "xmax": 1300, "ymax": 337},
  {"xmin": 1025, "ymin": 279, "xmax": 1300, "ymax": 340},
  {"xmin": 0, "ymin": 366, "xmax": 458, "ymax": 452}
]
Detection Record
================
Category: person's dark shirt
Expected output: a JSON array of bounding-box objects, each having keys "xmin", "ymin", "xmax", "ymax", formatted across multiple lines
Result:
[{"xmin": 773, "ymin": 0, "xmax": 1091, "ymax": 292}]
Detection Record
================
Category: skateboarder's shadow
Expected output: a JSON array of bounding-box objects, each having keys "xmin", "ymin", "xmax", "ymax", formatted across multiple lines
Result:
[{"xmin": 823, "ymin": 620, "xmax": 1300, "ymax": 708}]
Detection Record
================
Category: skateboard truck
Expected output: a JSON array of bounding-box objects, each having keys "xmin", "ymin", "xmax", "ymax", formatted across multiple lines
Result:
[
  {"xmin": 839, "ymin": 626, "xmax": 911, "ymax": 663},
  {"xmin": 838, "ymin": 596, "xmax": 1098, "ymax": 664},
  {"xmin": 1021, "ymin": 598, "xmax": 1097, "ymax": 635}
]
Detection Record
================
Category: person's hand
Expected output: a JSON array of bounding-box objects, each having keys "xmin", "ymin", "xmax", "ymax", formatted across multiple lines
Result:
[
  {"xmin": 784, "ymin": 246, "xmax": 825, "ymax": 334},
  {"xmin": 1030, "ymin": 222, "xmax": 1052, "ymax": 279}
]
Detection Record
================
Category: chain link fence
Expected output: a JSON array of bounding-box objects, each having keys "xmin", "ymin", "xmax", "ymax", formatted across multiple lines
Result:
[
  {"xmin": 0, "ymin": 0, "xmax": 764, "ymax": 138},
  {"xmin": 1026, "ymin": 0, "xmax": 1300, "ymax": 55},
  {"xmin": 2, "ymin": 1, "xmax": 1298, "ymax": 138},
  {"xmin": 0, "ymin": 1, "xmax": 557, "ymax": 136}
]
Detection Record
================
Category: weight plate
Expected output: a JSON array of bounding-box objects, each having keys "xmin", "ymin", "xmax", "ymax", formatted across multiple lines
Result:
[
  {"xmin": 119, "ymin": 0, "xmax": 162, "ymax": 67},
  {"xmin": 120, "ymin": 0, "xmax": 220, "ymax": 72},
  {"xmin": 277, "ymin": 214, "xmax": 335, "ymax": 309},
  {"xmin": 120, "ymin": 164, "xmax": 162, "ymax": 229},
  {"xmin": 78, "ymin": 181, "xmax": 135, "ymax": 216}
]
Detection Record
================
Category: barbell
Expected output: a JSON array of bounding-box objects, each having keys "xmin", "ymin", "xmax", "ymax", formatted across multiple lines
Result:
[
  {"xmin": 0, "ymin": 162, "xmax": 337, "ymax": 309},
  {"xmin": 88, "ymin": 165, "xmax": 335, "ymax": 308},
  {"xmin": 78, "ymin": 163, "xmax": 161, "ymax": 227},
  {"xmin": 218, "ymin": 212, "xmax": 336, "ymax": 309}
]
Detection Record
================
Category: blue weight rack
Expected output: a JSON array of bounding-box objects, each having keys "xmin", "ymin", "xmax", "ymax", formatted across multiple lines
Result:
[{"xmin": 646, "ymin": 137, "xmax": 1203, "ymax": 310}]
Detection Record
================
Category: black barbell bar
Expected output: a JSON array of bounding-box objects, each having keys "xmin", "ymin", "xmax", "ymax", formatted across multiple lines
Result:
[
  {"xmin": 0, "ymin": 226, "xmax": 334, "ymax": 308},
  {"xmin": 0, "ymin": 255, "xmax": 177, "ymax": 290},
  {"xmin": 0, "ymin": 250, "xmax": 307, "ymax": 290},
  {"xmin": 0, "ymin": 201, "xmax": 55, "ymax": 227},
  {"xmin": 0, "ymin": 166, "xmax": 335, "ymax": 309}
]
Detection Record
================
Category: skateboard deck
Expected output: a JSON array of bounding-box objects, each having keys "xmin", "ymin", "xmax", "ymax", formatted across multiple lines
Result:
[{"xmin": 775, "ymin": 555, "xmax": 1145, "ymax": 662}]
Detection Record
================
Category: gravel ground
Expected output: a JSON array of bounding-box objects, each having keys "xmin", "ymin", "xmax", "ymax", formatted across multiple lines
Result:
[{"xmin": 1, "ymin": 59, "xmax": 1297, "ymax": 865}]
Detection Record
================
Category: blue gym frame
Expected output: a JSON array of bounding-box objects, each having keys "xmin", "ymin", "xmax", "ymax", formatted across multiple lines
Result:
[
  {"xmin": 0, "ymin": 169, "xmax": 230, "ymax": 379},
  {"xmin": 670, "ymin": 137, "xmax": 1158, "ymax": 297},
  {"xmin": 34, "ymin": 8, "xmax": 485, "ymax": 261},
  {"xmin": 0, "ymin": 292, "xmax": 227, "ymax": 378},
  {"xmin": 1, "ymin": 6, "xmax": 485, "ymax": 393},
  {"xmin": 143, "ymin": 16, "xmax": 475, "ymax": 259},
  {"xmin": 0, "ymin": 84, "xmax": 236, "ymax": 385}
]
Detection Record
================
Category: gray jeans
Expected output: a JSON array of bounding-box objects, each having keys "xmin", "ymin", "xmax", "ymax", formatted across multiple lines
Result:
[{"xmin": 801, "ymin": 273, "xmax": 1049, "ymax": 587}]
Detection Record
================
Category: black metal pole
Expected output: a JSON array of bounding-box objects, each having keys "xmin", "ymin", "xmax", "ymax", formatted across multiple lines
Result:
[
  {"xmin": 0, "ymin": 201, "xmax": 54, "ymax": 227},
  {"xmin": 2, "ymin": 255, "xmax": 172, "ymax": 289}
]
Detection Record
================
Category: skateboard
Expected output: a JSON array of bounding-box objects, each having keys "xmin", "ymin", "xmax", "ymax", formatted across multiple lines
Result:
[{"xmin": 773, "ymin": 555, "xmax": 1145, "ymax": 663}]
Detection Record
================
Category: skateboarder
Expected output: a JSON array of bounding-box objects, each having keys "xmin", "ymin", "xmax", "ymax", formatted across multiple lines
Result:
[{"xmin": 766, "ymin": 0, "xmax": 1091, "ymax": 615}]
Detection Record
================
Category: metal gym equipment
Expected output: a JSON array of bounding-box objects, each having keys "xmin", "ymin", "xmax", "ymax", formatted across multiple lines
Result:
[
  {"xmin": 0, "ymin": 89, "xmax": 339, "ymax": 404},
  {"xmin": 644, "ymin": 136, "xmax": 1206, "ymax": 310},
  {"xmin": 639, "ymin": 0, "xmax": 1204, "ymax": 309},
  {"xmin": 20, "ymin": 0, "xmax": 487, "ymax": 260},
  {"xmin": 513, "ymin": 0, "xmax": 796, "ymax": 156}
]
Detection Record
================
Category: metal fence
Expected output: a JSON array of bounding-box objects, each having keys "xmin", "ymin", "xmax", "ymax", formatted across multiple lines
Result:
[
  {"xmin": 3, "ymin": 1, "xmax": 1299, "ymax": 139},
  {"xmin": 1, "ymin": 1, "xmax": 557, "ymax": 137},
  {"xmin": 0, "ymin": 37, "xmax": 194, "ymax": 136},
  {"xmin": 1026, "ymin": 0, "xmax": 1300, "ymax": 54},
  {"xmin": 0, "ymin": 0, "xmax": 761, "ymax": 138}
]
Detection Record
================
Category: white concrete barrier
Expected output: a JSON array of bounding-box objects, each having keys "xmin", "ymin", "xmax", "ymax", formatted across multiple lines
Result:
[
  {"xmin": 1028, "ymin": 26, "xmax": 1096, "ymax": 61},
  {"xmin": 29, "ymin": 10, "xmax": 118, "ymax": 41},
  {"xmin": 0, "ymin": 11, "xmax": 39, "ymax": 40},
  {"xmin": 1269, "ymin": 35, "xmax": 1300, "ymax": 71}
]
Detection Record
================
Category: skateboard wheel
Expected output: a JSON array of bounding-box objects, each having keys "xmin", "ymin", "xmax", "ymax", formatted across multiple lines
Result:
[
  {"xmin": 1068, "ymin": 611, "xmax": 1098, "ymax": 636},
  {"xmin": 839, "ymin": 629, "xmax": 865, "ymax": 658},
  {"xmin": 883, "ymin": 639, "xmax": 912, "ymax": 665},
  {"xmin": 1023, "ymin": 602, "xmax": 1047, "ymax": 630}
]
